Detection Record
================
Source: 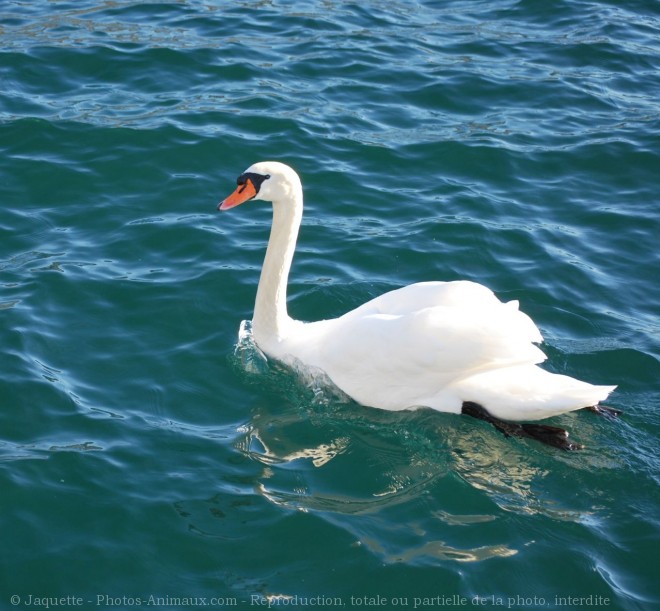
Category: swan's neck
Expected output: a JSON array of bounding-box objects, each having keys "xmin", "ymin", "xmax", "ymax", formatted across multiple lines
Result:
[{"xmin": 252, "ymin": 191, "xmax": 303, "ymax": 353}]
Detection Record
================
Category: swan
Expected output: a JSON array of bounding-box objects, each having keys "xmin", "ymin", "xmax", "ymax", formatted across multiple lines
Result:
[{"xmin": 217, "ymin": 161, "xmax": 617, "ymax": 450}]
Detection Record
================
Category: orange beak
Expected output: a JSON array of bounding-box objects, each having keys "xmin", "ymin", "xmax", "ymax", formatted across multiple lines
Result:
[{"xmin": 218, "ymin": 178, "xmax": 257, "ymax": 211}]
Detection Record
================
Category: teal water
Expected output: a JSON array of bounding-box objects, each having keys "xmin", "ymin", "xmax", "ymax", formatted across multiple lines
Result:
[{"xmin": 1, "ymin": 1, "xmax": 659, "ymax": 610}]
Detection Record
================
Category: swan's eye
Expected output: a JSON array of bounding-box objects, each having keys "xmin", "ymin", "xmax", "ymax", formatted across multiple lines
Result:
[{"xmin": 237, "ymin": 172, "xmax": 270, "ymax": 195}]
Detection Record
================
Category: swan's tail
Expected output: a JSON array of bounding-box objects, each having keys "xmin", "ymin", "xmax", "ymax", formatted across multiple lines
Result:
[{"xmin": 454, "ymin": 365, "xmax": 617, "ymax": 422}]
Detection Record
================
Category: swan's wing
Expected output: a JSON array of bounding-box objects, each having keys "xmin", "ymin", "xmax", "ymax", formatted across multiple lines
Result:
[
  {"xmin": 336, "ymin": 280, "xmax": 545, "ymax": 373},
  {"xmin": 289, "ymin": 281, "xmax": 547, "ymax": 411}
]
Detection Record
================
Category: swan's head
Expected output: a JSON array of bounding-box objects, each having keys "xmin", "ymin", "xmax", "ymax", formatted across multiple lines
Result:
[{"xmin": 218, "ymin": 161, "xmax": 301, "ymax": 211}]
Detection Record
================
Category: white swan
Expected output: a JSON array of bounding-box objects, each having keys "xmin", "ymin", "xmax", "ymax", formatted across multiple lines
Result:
[{"xmin": 218, "ymin": 161, "xmax": 617, "ymax": 449}]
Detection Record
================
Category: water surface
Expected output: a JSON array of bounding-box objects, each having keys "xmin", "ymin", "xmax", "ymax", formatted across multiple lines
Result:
[{"xmin": 1, "ymin": 1, "xmax": 659, "ymax": 609}]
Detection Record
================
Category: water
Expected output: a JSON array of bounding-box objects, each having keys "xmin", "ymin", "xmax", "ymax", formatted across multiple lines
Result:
[{"xmin": 1, "ymin": 1, "xmax": 659, "ymax": 609}]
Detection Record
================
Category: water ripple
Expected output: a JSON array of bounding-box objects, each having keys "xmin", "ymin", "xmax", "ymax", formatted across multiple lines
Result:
[{"xmin": 1, "ymin": 0, "xmax": 658, "ymax": 605}]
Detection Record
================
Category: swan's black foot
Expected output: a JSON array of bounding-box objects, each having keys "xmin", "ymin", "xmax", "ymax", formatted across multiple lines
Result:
[
  {"xmin": 461, "ymin": 401, "xmax": 582, "ymax": 451},
  {"xmin": 586, "ymin": 404, "xmax": 622, "ymax": 419}
]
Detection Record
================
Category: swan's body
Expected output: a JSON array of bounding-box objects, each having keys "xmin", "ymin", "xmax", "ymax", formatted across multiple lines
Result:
[{"xmin": 218, "ymin": 161, "xmax": 616, "ymax": 447}]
